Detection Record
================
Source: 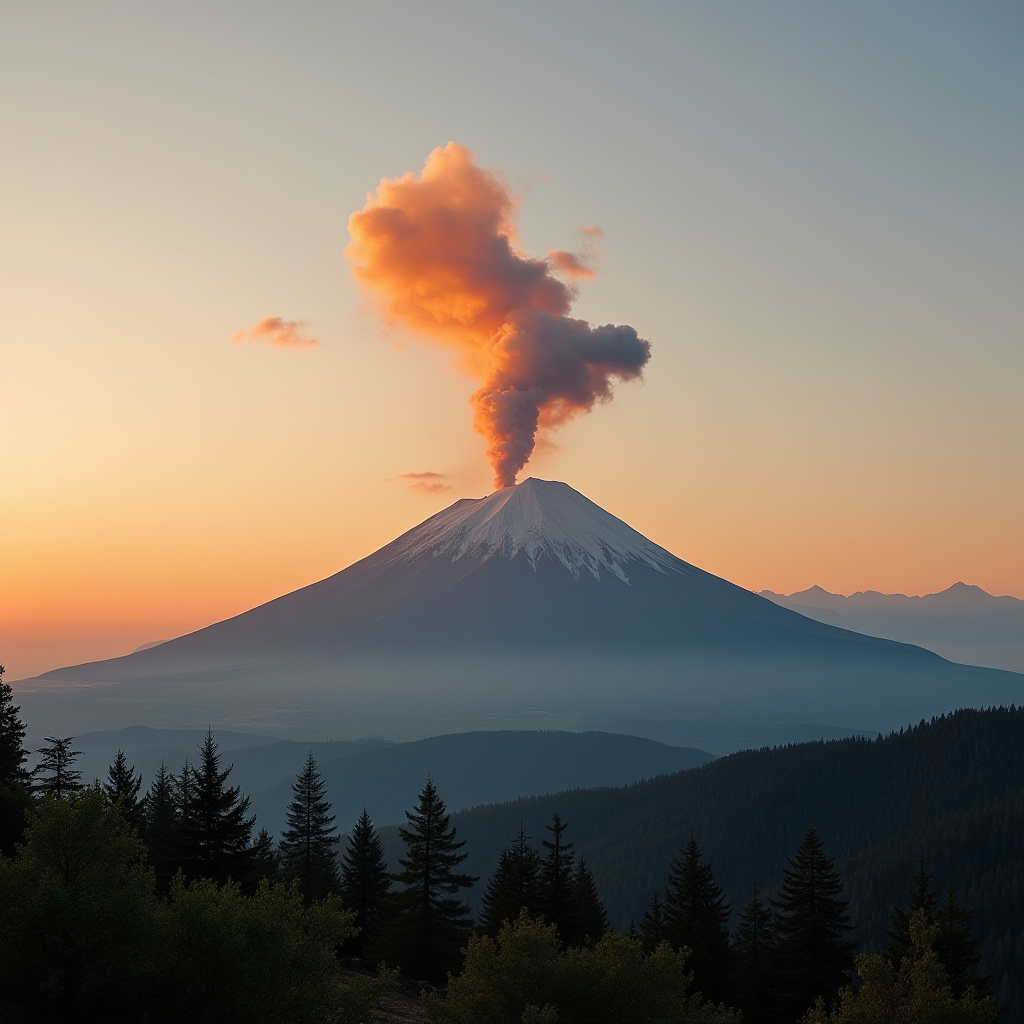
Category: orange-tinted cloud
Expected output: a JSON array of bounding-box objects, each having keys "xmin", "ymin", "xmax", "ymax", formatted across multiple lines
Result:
[
  {"xmin": 394, "ymin": 471, "xmax": 452, "ymax": 495},
  {"xmin": 232, "ymin": 316, "xmax": 319, "ymax": 349},
  {"xmin": 579, "ymin": 225, "xmax": 605, "ymax": 239},
  {"xmin": 347, "ymin": 143, "xmax": 650, "ymax": 488},
  {"xmin": 547, "ymin": 249, "xmax": 597, "ymax": 279}
]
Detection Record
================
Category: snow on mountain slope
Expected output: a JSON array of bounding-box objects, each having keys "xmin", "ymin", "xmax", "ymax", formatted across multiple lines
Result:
[{"xmin": 389, "ymin": 478, "xmax": 680, "ymax": 582}]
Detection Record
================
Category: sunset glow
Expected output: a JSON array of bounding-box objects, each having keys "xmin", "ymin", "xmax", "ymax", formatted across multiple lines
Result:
[{"xmin": 1, "ymin": 4, "xmax": 1021, "ymax": 682}]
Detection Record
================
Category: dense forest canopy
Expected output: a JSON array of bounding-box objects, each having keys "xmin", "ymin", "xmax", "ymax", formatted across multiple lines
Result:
[
  {"xmin": 0, "ymin": 665, "xmax": 1018, "ymax": 1022},
  {"xmin": 437, "ymin": 707, "xmax": 1024, "ymax": 1019}
]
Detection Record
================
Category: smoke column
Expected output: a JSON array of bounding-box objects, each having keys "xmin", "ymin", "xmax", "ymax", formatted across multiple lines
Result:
[{"xmin": 347, "ymin": 143, "xmax": 651, "ymax": 488}]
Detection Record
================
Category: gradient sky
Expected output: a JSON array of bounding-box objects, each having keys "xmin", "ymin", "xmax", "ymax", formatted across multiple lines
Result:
[{"xmin": 2, "ymin": 2, "xmax": 1022, "ymax": 680}]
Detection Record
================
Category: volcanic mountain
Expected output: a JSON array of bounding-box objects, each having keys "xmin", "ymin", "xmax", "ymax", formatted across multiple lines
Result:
[{"xmin": 19, "ymin": 479, "xmax": 1024, "ymax": 747}]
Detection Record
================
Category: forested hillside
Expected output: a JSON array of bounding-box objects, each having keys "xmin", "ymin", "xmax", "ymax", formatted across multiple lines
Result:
[
  {"xmin": 437, "ymin": 708, "xmax": 1024, "ymax": 1019},
  {"xmin": 69, "ymin": 728, "xmax": 712, "ymax": 837}
]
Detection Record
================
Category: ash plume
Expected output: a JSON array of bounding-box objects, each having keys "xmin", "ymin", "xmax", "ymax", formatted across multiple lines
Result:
[{"xmin": 347, "ymin": 143, "xmax": 650, "ymax": 488}]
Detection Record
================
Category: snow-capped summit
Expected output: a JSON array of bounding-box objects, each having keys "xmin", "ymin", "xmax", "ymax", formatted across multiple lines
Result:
[
  {"xmin": 26, "ymin": 478, "xmax": 1019, "ymax": 749},
  {"xmin": 36, "ymin": 474, "xmax": 979, "ymax": 730},
  {"xmin": 390, "ymin": 478, "xmax": 680, "ymax": 582}
]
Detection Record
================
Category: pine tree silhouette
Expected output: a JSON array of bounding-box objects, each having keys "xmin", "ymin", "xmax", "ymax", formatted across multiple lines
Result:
[
  {"xmin": 32, "ymin": 736, "xmax": 84, "ymax": 800},
  {"xmin": 340, "ymin": 808, "xmax": 391, "ymax": 957},
  {"xmin": 174, "ymin": 757, "xmax": 197, "ymax": 875},
  {"xmin": 181, "ymin": 730, "xmax": 254, "ymax": 883},
  {"xmin": 103, "ymin": 749, "xmax": 144, "ymax": 832},
  {"xmin": 0, "ymin": 665, "xmax": 32, "ymax": 854},
  {"xmin": 0, "ymin": 666, "xmax": 29, "ymax": 790},
  {"xmin": 538, "ymin": 813, "xmax": 576, "ymax": 944},
  {"xmin": 663, "ymin": 834, "xmax": 733, "ymax": 1005},
  {"xmin": 638, "ymin": 891, "xmax": 667, "ymax": 953},
  {"xmin": 479, "ymin": 823, "xmax": 540, "ymax": 936},
  {"xmin": 479, "ymin": 848, "xmax": 519, "ymax": 937},
  {"xmin": 771, "ymin": 826, "xmax": 855, "ymax": 1019},
  {"xmin": 144, "ymin": 761, "xmax": 179, "ymax": 890},
  {"xmin": 936, "ymin": 881, "xmax": 988, "ymax": 998},
  {"xmin": 250, "ymin": 826, "xmax": 281, "ymax": 885},
  {"xmin": 372, "ymin": 777, "xmax": 477, "ymax": 982},
  {"xmin": 734, "ymin": 884, "xmax": 776, "ymax": 1024},
  {"xmin": 887, "ymin": 858, "xmax": 938, "ymax": 964},
  {"xmin": 279, "ymin": 753, "xmax": 339, "ymax": 902},
  {"xmin": 571, "ymin": 857, "xmax": 609, "ymax": 946}
]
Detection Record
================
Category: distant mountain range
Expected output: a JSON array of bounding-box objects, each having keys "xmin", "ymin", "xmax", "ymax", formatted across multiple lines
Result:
[
  {"xmin": 14, "ymin": 480, "xmax": 1024, "ymax": 751},
  {"xmin": 68, "ymin": 727, "xmax": 712, "ymax": 839},
  {"xmin": 762, "ymin": 582, "xmax": 1024, "ymax": 673}
]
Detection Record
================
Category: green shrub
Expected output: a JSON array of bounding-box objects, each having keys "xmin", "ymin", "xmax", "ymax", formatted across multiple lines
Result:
[
  {"xmin": 0, "ymin": 788, "xmax": 158, "ymax": 1020},
  {"xmin": 803, "ymin": 911, "xmax": 1000, "ymax": 1024},
  {"xmin": 426, "ymin": 911, "xmax": 736, "ymax": 1024}
]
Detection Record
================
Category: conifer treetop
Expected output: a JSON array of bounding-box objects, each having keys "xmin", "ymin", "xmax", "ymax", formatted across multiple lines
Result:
[
  {"xmin": 0, "ymin": 665, "xmax": 31, "ymax": 789},
  {"xmin": 32, "ymin": 736, "xmax": 85, "ymax": 800}
]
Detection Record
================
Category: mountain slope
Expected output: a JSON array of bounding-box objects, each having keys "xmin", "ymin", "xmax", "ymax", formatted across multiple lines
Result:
[
  {"xmin": 69, "ymin": 727, "xmax": 712, "ymax": 842},
  {"xmin": 439, "ymin": 708, "xmax": 1024, "ymax": 1021},
  {"xmin": 37, "ymin": 479, "xmax": 922, "ymax": 664},
  {"xmin": 14, "ymin": 479, "xmax": 1023, "ymax": 746}
]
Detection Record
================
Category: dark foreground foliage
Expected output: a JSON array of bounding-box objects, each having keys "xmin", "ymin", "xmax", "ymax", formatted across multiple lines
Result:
[
  {"xmin": 425, "ymin": 912, "xmax": 736, "ymax": 1024},
  {"xmin": 443, "ymin": 707, "xmax": 1024, "ymax": 1019},
  {"xmin": 0, "ymin": 789, "xmax": 395, "ymax": 1024},
  {"xmin": 805, "ymin": 911, "xmax": 999, "ymax": 1024}
]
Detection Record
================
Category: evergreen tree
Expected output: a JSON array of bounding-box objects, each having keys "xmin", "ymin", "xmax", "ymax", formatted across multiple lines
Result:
[
  {"xmin": 103, "ymin": 749, "xmax": 144, "ymax": 832},
  {"xmin": 771, "ymin": 826, "xmax": 855, "ymax": 1019},
  {"xmin": 638, "ymin": 891, "xmax": 668, "ymax": 953},
  {"xmin": 935, "ymin": 882, "xmax": 988, "ymax": 998},
  {"xmin": 509, "ymin": 823, "xmax": 541, "ymax": 917},
  {"xmin": 479, "ymin": 823, "xmax": 540, "ymax": 936},
  {"xmin": 479, "ymin": 848, "xmax": 520, "ymax": 938},
  {"xmin": 181, "ymin": 730, "xmax": 254, "ymax": 883},
  {"xmin": 372, "ymin": 777, "xmax": 477, "ymax": 982},
  {"xmin": 250, "ymin": 827, "xmax": 281, "ymax": 885},
  {"xmin": 174, "ymin": 757, "xmax": 197, "ymax": 873},
  {"xmin": 572, "ymin": 857, "xmax": 609, "ymax": 946},
  {"xmin": 0, "ymin": 666, "xmax": 29, "ymax": 788},
  {"xmin": 279, "ymin": 753, "xmax": 340, "ymax": 902},
  {"xmin": 340, "ymin": 808, "xmax": 391, "ymax": 957},
  {"xmin": 663, "ymin": 835, "xmax": 733, "ymax": 1005},
  {"xmin": 886, "ymin": 858, "xmax": 938, "ymax": 965},
  {"xmin": 32, "ymin": 736, "xmax": 84, "ymax": 800},
  {"xmin": 143, "ymin": 762, "xmax": 179, "ymax": 890},
  {"xmin": 0, "ymin": 665, "xmax": 32, "ymax": 854},
  {"xmin": 538, "ymin": 813, "xmax": 577, "ymax": 943},
  {"xmin": 734, "ymin": 884, "xmax": 776, "ymax": 1024}
]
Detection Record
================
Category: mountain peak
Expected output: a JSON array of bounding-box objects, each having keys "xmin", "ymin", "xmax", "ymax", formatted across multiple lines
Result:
[{"xmin": 389, "ymin": 477, "xmax": 680, "ymax": 582}]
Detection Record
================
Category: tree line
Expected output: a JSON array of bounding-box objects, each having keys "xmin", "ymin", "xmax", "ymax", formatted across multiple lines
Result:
[{"xmin": 0, "ymin": 667, "xmax": 1007, "ymax": 1022}]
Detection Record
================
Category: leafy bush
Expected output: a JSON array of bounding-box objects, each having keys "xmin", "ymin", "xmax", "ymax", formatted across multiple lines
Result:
[
  {"xmin": 0, "ymin": 787, "xmax": 158, "ymax": 1020},
  {"xmin": 804, "ymin": 911, "xmax": 1000, "ymax": 1024},
  {"xmin": 0, "ymin": 791, "xmax": 394, "ymax": 1024},
  {"xmin": 425, "ymin": 911, "xmax": 736, "ymax": 1024}
]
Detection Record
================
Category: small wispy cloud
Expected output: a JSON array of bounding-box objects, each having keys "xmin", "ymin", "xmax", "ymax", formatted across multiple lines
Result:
[
  {"xmin": 232, "ymin": 315, "xmax": 319, "ymax": 349},
  {"xmin": 392, "ymin": 471, "xmax": 452, "ymax": 495},
  {"xmin": 547, "ymin": 227, "xmax": 606, "ymax": 281},
  {"xmin": 547, "ymin": 249, "xmax": 597, "ymax": 280}
]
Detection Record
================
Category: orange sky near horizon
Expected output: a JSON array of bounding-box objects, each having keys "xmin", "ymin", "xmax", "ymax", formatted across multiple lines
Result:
[{"xmin": 2, "ymin": 4, "xmax": 1022, "ymax": 682}]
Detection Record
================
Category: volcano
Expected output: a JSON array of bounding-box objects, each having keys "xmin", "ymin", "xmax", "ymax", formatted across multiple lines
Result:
[{"xmin": 19, "ymin": 479, "xmax": 1024, "ymax": 748}]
